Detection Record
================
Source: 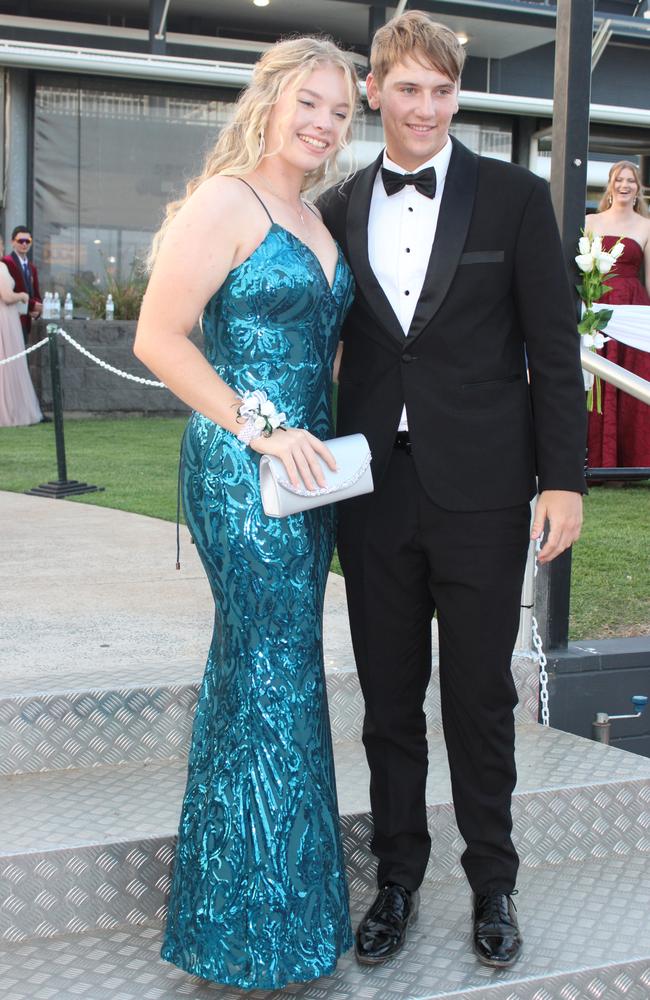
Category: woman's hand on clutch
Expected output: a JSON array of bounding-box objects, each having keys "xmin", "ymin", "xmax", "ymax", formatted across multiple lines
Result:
[{"xmin": 251, "ymin": 428, "xmax": 337, "ymax": 491}]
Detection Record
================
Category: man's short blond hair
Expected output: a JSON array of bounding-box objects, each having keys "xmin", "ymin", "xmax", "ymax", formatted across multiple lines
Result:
[{"xmin": 370, "ymin": 11, "xmax": 466, "ymax": 87}]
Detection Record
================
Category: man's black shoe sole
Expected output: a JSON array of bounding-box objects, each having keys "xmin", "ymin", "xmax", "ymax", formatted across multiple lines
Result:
[{"xmin": 473, "ymin": 942, "xmax": 522, "ymax": 968}]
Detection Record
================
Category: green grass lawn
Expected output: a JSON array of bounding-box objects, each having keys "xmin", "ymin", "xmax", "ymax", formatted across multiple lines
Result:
[{"xmin": 1, "ymin": 415, "xmax": 648, "ymax": 640}]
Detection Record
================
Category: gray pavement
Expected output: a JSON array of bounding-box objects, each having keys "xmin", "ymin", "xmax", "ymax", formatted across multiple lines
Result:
[{"xmin": 0, "ymin": 490, "xmax": 367, "ymax": 689}]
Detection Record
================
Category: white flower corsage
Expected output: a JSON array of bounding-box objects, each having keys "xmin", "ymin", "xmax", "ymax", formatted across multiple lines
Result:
[{"xmin": 236, "ymin": 390, "xmax": 287, "ymax": 445}]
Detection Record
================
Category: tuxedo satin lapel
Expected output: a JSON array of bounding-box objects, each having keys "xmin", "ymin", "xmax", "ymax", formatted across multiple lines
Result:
[
  {"xmin": 406, "ymin": 140, "xmax": 479, "ymax": 344},
  {"xmin": 346, "ymin": 154, "xmax": 406, "ymax": 345}
]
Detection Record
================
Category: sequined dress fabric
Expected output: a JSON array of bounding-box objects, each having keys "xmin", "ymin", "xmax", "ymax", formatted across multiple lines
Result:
[{"xmin": 161, "ymin": 219, "xmax": 355, "ymax": 990}]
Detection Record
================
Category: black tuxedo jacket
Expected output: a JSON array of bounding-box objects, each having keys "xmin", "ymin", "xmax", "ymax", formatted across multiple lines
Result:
[{"xmin": 318, "ymin": 138, "xmax": 587, "ymax": 512}]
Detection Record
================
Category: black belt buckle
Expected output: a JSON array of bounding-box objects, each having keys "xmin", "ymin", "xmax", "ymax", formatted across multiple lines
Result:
[{"xmin": 394, "ymin": 431, "xmax": 411, "ymax": 454}]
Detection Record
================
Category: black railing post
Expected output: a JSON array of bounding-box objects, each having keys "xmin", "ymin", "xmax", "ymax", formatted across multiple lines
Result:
[
  {"xmin": 534, "ymin": 0, "xmax": 594, "ymax": 651},
  {"xmin": 26, "ymin": 325, "xmax": 103, "ymax": 499},
  {"xmin": 48, "ymin": 324, "xmax": 68, "ymax": 483}
]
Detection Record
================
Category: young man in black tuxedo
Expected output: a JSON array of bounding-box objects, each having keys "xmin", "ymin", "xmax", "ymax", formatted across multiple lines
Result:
[{"xmin": 318, "ymin": 12, "xmax": 586, "ymax": 969}]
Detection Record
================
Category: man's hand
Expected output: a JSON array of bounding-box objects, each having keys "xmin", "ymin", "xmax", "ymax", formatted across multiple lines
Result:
[
  {"xmin": 32, "ymin": 301, "xmax": 43, "ymax": 316},
  {"xmin": 531, "ymin": 490, "xmax": 583, "ymax": 564}
]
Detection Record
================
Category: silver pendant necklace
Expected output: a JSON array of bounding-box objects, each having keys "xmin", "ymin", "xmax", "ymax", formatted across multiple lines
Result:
[{"xmin": 256, "ymin": 177, "xmax": 306, "ymax": 227}]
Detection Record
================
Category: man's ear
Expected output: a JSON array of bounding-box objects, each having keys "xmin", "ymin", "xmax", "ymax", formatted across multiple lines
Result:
[{"xmin": 366, "ymin": 72, "xmax": 380, "ymax": 111}]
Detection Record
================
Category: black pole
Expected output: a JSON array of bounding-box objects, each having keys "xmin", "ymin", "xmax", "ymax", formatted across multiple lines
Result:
[
  {"xmin": 26, "ymin": 325, "xmax": 103, "ymax": 498},
  {"xmin": 534, "ymin": 0, "xmax": 594, "ymax": 651},
  {"xmin": 549, "ymin": 0, "xmax": 594, "ymax": 270},
  {"xmin": 48, "ymin": 324, "xmax": 68, "ymax": 483},
  {"xmin": 149, "ymin": 0, "xmax": 168, "ymax": 55}
]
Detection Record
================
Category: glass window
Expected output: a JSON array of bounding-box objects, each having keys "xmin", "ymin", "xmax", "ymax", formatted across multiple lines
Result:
[
  {"xmin": 33, "ymin": 73, "xmax": 513, "ymax": 295},
  {"xmin": 33, "ymin": 74, "xmax": 235, "ymax": 294}
]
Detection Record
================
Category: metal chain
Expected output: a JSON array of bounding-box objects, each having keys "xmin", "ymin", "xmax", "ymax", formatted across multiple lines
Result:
[
  {"xmin": 532, "ymin": 535, "xmax": 550, "ymax": 726},
  {"xmin": 54, "ymin": 327, "xmax": 165, "ymax": 387},
  {"xmin": 0, "ymin": 336, "xmax": 49, "ymax": 366}
]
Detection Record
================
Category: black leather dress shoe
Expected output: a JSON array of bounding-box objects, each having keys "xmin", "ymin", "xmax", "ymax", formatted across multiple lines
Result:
[
  {"xmin": 355, "ymin": 882, "xmax": 419, "ymax": 965},
  {"xmin": 472, "ymin": 891, "xmax": 522, "ymax": 968}
]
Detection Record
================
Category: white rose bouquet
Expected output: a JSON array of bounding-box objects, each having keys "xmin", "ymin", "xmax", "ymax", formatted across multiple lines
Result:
[{"xmin": 575, "ymin": 232, "xmax": 625, "ymax": 412}]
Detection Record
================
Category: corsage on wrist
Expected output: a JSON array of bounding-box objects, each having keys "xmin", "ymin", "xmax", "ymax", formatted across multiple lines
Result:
[{"xmin": 236, "ymin": 390, "xmax": 287, "ymax": 446}]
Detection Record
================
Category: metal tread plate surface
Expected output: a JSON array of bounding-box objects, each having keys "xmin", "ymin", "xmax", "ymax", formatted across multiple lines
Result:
[
  {"xmin": 1, "ymin": 853, "xmax": 650, "ymax": 999},
  {"xmin": 1, "ymin": 655, "xmax": 538, "ymax": 774},
  {"xmin": 2, "ymin": 726, "xmax": 649, "ymax": 941},
  {"xmin": 2, "ymin": 725, "xmax": 649, "ymax": 856}
]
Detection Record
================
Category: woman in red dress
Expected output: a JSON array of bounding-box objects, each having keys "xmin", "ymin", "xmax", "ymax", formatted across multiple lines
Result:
[{"xmin": 585, "ymin": 160, "xmax": 650, "ymax": 469}]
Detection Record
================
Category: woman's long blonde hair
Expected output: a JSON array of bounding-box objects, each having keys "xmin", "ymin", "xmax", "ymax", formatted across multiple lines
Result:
[
  {"xmin": 598, "ymin": 160, "xmax": 649, "ymax": 217},
  {"xmin": 150, "ymin": 37, "xmax": 360, "ymax": 264}
]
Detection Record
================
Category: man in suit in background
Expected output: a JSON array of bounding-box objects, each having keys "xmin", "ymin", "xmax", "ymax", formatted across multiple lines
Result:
[
  {"xmin": 318, "ymin": 11, "xmax": 586, "ymax": 970},
  {"xmin": 3, "ymin": 226, "xmax": 42, "ymax": 343}
]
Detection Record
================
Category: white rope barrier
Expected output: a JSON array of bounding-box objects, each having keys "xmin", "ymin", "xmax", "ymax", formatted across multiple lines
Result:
[
  {"xmin": 54, "ymin": 327, "xmax": 165, "ymax": 387},
  {"xmin": 0, "ymin": 335, "xmax": 50, "ymax": 366},
  {"xmin": 1, "ymin": 326, "xmax": 166, "ymax": 387}
]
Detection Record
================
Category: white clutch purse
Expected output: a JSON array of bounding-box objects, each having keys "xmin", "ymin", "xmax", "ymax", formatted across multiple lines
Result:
[{"xmin": 259, "ymin": 433, "xmax": 373, "ymax": 518}]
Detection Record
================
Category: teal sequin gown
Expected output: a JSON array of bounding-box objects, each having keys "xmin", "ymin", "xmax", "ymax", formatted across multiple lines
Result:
[{"xmin": 161, "ymin": 192, "xmax": 355, "ymax": 991}]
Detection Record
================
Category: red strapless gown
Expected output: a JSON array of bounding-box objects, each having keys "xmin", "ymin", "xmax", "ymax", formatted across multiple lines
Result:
[{"xmin": 587, "ymin": 236, "xmax": 650, "ymax": 468}]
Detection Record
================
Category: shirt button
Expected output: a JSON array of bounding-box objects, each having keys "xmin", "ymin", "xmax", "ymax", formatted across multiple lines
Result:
[
  {"xmin": 408, "ymin": 207, "xmax": 414, "ymax": 213},
  {"xmin": 406, "ymin": 247, "xmax": 411, "ymax": 253},
  {"xmin": 404, "ymin": 290, "xmax": 410, "ymax": 296}
]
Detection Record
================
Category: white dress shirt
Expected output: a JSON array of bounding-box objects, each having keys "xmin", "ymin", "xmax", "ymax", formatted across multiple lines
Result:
[{"xmin": 368, "ymin": 139, "xmax": 453, "ymax": 431}]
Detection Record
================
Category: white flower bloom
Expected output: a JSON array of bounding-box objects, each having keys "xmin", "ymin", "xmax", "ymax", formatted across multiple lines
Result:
[
  {"xmin": 276, "ymin": 412, "xmax": 287, "ymax": 425},
  {"xmin": 575, "ymin": 253, "xmax": 594, "ymax": 273},
  {"xmin": 259, "ymin": 400, "xmax": 276, "ymax": 416},
  {"xmin": 593, "ymin": 333, "xmax": 606, "ymax": 349},
  {"xmin": 596, "ymin": 252, "xmax": 615, "ymax": 274},
  {"xmin": 269, "ymin": 413, "xmax": 283, "ymax": 428},
  {"xmin": 610, "ymin": 241, "xmax": 625, "ymax": 260},
  {"xmin": 578, "ymin": 236, "xmax": 591, "ymax": 255},
  {"xmin": 591, "ymin": 236, "xmax": 602, "ymax": 257},
  {"xmin": 254, "ymin": 415, "xmax": 267, "ymax": 430},
  {"xmin": 582, "ymin": 334, "xmax": 594, "ymax": 348}
]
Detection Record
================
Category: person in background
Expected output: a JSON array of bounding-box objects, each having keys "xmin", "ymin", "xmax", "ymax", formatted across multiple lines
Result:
[
  {"xmin": 2, "ymin": 226, "xmax": 42, "ymax": 344},
  {"xmin": 0, "ymin": 236, "xmax": 43, "ymax": 426},
  {"xmin": 585, "ymin": 161, "xmax": 650, "ymax": 470}
]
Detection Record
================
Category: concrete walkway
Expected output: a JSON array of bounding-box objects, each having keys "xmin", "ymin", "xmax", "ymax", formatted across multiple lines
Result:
[{"xmin": 1, "ymin": 490, "xmax": 363, "ymax": 690}]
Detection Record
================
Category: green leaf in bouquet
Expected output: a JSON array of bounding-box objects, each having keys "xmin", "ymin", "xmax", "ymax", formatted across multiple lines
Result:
[{"xmin": 593, "ymin": 308, "xmax": 613, "ymax": 331}]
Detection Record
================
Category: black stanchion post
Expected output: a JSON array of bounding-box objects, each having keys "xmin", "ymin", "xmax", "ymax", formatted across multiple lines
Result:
[
  {"xmin": 48, "ymin": 324, "xmax": 68, "ymax": 484},
  {"xmin": 534, "ymin": 0, "xmax": 594, "ymax": 651},
  {"xmin": 26, "ymin": 325, "xmax": 103, "ymax": 499}
]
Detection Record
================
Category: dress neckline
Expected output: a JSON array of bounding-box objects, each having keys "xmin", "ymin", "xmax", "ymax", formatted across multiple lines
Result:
[
  {"xmin": 272, "ymin": 224, "xmax": 342, "ymax": 295},
  {"xmin": 229, "ymin": 224, "xmax": 343, "ymax": 297},
  {"xmin": 600, "ymin": 234, "xmax": 644, "ymax": 253}
]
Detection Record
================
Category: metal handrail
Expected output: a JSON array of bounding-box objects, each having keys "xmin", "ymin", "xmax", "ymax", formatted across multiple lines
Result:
[{"xmin": 581, "ymin": 346, "xmax": 650, "ymax": 406}]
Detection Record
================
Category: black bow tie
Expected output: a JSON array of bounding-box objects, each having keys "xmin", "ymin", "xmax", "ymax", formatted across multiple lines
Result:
[{"xmin": 381, "ymin": 165, "xmax": 437, "ymax": 199}]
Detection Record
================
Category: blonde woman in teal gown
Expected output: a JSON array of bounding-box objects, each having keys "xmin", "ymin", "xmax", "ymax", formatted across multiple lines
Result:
[{"xmin": 134, "ymin": 38, "xmax": 358, "ymax": 990}]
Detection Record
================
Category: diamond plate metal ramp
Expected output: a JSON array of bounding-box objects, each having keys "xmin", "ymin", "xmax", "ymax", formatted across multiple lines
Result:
[
  {"xmin": 1, "ymin": 853, "xmax": 649, "ymax": 999},
  {"xmin": 0, "ymin": 651, "xmax": 538, "ymax": 774},
  {"xmin": 2, "ymin": 725, "xmax": 649, "ymax": 943}
]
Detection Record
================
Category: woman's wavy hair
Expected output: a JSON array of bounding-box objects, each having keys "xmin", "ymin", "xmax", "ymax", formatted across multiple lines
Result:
[
  {"xmin": 149, "ymin": 36, "xmax": 360, "ymax": 265},
  {"xmin": 598, "ymin": 160, "xmax": 648, "ymax": 217}
]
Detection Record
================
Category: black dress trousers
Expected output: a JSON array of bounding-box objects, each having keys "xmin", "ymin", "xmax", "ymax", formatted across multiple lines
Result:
[{"xmin": 338, "ymin": 447, "xmax": 531, "ymax": 895}]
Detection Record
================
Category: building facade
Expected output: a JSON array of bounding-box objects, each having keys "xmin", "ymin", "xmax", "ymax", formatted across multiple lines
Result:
[{"xmin": 1, "ymin": 0, "xmax": 649, "ymax": 296}]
